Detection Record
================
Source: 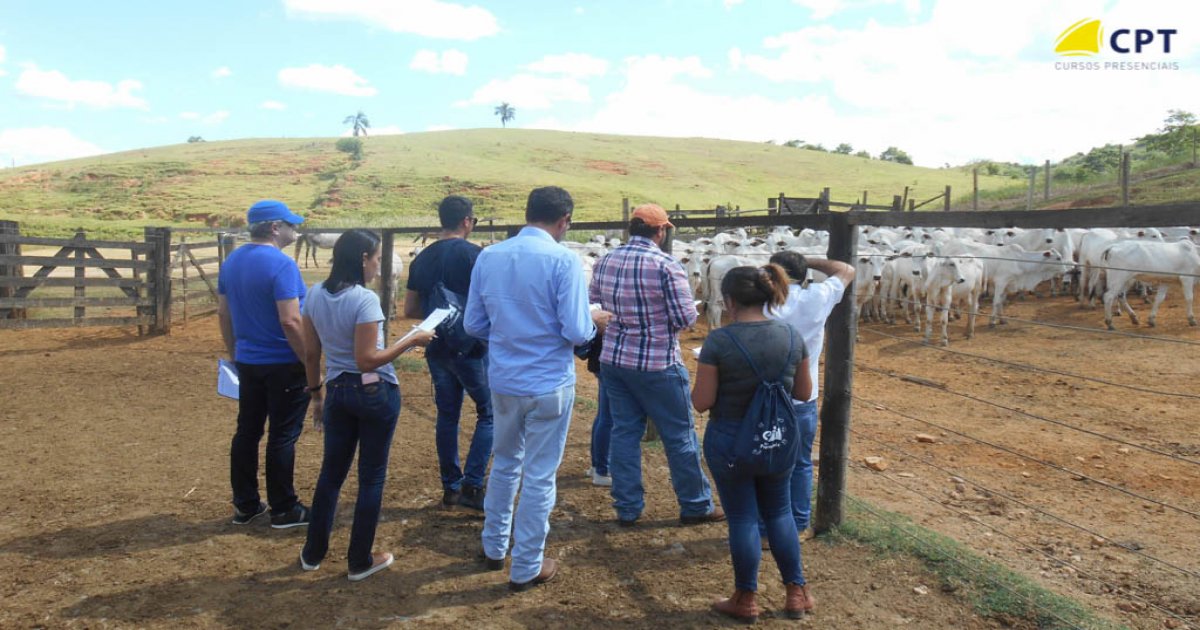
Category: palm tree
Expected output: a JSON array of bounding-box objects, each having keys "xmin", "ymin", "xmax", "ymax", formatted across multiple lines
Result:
[
  {"xmin": 494, "ymin": 102, "xmax": 515, "ymax": 128},
  {"xmin": 343, "ymin": 111, "xmax": 370, "ymax": 137}
]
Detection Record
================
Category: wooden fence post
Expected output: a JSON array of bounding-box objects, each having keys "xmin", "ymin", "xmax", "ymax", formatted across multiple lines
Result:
[
  {"xmin": 943, "ymin": 185, "xmax": 952, "ymax": 212},
  {"xmin": 814, "ymin": 212, "xmax": 858, "ymax": 535},
  {"xmin": 0, "ymin": 220, "xmax": 24, "ymax": 320},
  {"xmin": 820, "ymin": 187, "xmax": 831, "ymax": 213},
  {"xmin": 180, "ymin": 237, "xmax": 189, "ymax": 325},
  {"xmin": 862, "ymin": 191, "xmax": 869, "ymax": 208},
  {"xmin": 891, "ymin": 195, "xmax": 902, "ymax": 212},
  {"xmin": 73, "ymin": 230, "xmax": 86, "ymax": 321},
  {"xmin": 973, "ymin": 168, "xmax": 979, "ymax": 211},
  {"xmin": 146, "ymin": 227, "xmax": 172, "ymax": 334},
  {"xmin": 1121, "ymin": 152, "xmax": 1131, "ymax": 206},
  {"xmin": 381, "ymin": 230, "xmax": 395, "ymax": 341},
  {"xmin": 1026, "ymin": 166, "xmax": 1036, "ymax": 210},
  {"xmin": 1044, "ymin": 159, "xmax": 1051, "ymax": 201},
  {"xmin": 901, "ymin": 186, "xmax": 910, "ymax": 212},
  {"xmin": 622, "ymin": 197, "xmax": 630, "ymax": 240}
]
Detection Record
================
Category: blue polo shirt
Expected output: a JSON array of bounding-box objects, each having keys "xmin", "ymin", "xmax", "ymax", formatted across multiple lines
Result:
[{"xmin": 218, "ymin": 243, "xmax": 307, "ymax": 364}]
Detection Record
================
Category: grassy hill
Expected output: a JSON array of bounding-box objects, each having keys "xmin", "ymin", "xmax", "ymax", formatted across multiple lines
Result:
[{"xmin": 0, "ymin": 129, "xmax": 1023, "ymax": 238}]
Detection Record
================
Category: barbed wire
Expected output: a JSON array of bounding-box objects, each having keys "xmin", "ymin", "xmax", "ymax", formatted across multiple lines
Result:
[
  {"xmin": 849, "ymin": 421, "xmax": 1200, "ymax": 583},
  {"xmin": 849, "ymin": 393, "xmax": 1200, "ymax": 521},
  {"xmin": 863, "ymin": 298, "xmax": 1200, "ymax": 347},
  {"xmin": 855, "ymin": 251, "xmax": 1200, "ymax": 280},
  {"xmin": 840, "ymin": 494, "xmax": 1089, "ymax": 630},
  {"xmin": 861, "ymin": 326, "xmax": 1200, "ymax": 399}
]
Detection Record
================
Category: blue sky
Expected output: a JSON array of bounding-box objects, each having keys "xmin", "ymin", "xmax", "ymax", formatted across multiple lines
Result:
[{"xmin": 0, "ymin": 0, "xmax": 1196, "ymax": 168}]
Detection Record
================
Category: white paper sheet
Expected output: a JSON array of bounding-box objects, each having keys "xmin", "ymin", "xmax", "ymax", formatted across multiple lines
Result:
[
  {"xmin": 217, "ymin": 359, "xmax": 240, "ymax": 400},
  {"xmin": 691, "ymin": 347, "xmax": 702, "ymax": 359},
  {"xmin": 396, "ymin": 307, "xmax": 454, "ymax": 345}
]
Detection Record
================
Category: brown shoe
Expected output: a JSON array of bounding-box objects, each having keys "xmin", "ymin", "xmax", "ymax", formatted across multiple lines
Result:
[
  {"xmin": 508, "ymin": 558, "xmax": 558, "ymax": 592},
  {"xmin": 712, "ymin": 589, "xmax": 758, "ymax": 624},
  {"xmin": 784, "ymin": 583, "xmax": 815, "ymax": 618},
  {"xmin": 680, "ymin": 506, "xmax": 726, "ymax": 526}
]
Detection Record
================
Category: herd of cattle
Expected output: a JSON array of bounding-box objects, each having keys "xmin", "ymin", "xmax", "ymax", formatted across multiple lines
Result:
[
  {"xmin": 293, "ymin": 224, "xmax": 1200, "ymax": 346},
  {"xmin": 565, "ymin": 225, "xmax": 1200, "ymax": 346}
]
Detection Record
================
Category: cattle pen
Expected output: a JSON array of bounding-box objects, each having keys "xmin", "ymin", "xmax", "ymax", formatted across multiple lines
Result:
[{"xmin": 2, "ymin": 201, "xmax": 1198, "ymax": 628}]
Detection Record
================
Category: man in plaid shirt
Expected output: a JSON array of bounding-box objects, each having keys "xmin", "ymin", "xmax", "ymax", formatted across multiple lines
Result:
[{"xmin": 589, "ymin": 204, "xmax": 723, "ymax": 527}]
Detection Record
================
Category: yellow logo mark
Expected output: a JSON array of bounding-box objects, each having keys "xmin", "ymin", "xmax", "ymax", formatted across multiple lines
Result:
[{"xmin": 1055, "ymin": 18, "xmax": 1104, "ymax": 56}]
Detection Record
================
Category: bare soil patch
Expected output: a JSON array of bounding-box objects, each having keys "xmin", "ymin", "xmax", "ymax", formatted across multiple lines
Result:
[{"xmin": 0, "ymin": 318, "xmax": 1012, "ymax": 629}]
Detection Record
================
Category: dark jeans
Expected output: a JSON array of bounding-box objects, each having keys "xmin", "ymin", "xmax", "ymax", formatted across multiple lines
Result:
[
  {"xmin": 704, "ymin": 420, "xmax": 804, "ymax": 592},
  {"xmin": 590, "ymin": 374, "xmax": 612, "ymax": 476},
  {"xmin": 230, "ymin": 361, "xmax": 310, "ymax": 514},
  {"xmin": 303, "ymin": 374, "xmax": 401, "ymax": 572},
  {"xmin": 427, "ymin": 352, "xmax": 493, "ymax": 491},
  {"xmin": 758, "ymin": 399, "xmax": 819, "ymax": 535}
]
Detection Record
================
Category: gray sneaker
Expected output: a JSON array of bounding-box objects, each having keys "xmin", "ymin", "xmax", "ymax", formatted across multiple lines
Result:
[
  {"xmin": 232, "ymin": 502, "xmax": 267, "ymax": 525},
  {"xmin": 270, "ymin": 504, "xmax": 311, "ymax": 529}
]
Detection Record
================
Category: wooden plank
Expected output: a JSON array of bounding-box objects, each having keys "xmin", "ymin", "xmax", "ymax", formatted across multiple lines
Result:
[
  {"xmin": 380, "ymin": 231, "xmax": 395, "ymax": 340},
  {"xmin": 0, "ymin": 276, "xmax": 142, "ymax": 288},
  {"xmin": 82, "ymin": 248, "xmax": 140, "ymax": 299},
  {"xmin": 174, "ymin": 239, "xmax": 219, "ymax": 250},
  {"xmin": 0, "ymin": 296, "xmax": 153, "ymax": 308},
  {"xmin": 0, "ymin": 234, "xmax": 156, "ymax": 251},
  {"xmin": 848, "ymin": 202, "xmax": 1200, "ymax": 229},
  {"xmin": 74, "ymin": 236, "xmax": 85, "ymax": 319},
  {"xmin": 1, "ymin": 255, "xmax": 153, "ymax": 270},
  {"xmin": 171, "ymin": 292, "xmax": 218, "ymax": 304},
  {"xmin": 186, "ymin": 255, "xmax": 220, "ymax": 266},
  {"xmin": 814, "ymin": 212, "xmax": 859, "ymax": 535},
  {"xmin": 0, "ymin": 220, "xmax": 24, "ymax": 320},
  {"xmin": 184, "ymin": 247, "xmax": 218, "ymax": 299},
  {"xmin": 0, "ymin": 316, "xmax": 150, "ymax": 330}
]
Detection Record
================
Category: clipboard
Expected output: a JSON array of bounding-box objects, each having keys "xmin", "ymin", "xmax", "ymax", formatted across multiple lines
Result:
[
  {"xmin": 217, "ymin": 359, "xmax": 240, "ymax": 400},
  {"xmin": 396, "ymin": 307, "xmax": 453, "ymax": 345}
]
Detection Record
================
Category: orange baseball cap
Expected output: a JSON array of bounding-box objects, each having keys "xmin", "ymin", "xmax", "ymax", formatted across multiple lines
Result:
[{"xmin": 631, "ymin": 203, "xmax": 674, "ymax": 228}]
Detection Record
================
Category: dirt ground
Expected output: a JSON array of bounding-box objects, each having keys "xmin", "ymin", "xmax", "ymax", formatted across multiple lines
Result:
[{"xmin": 0, "ymin": 286, "xmax": 1196, "ymax": 629}]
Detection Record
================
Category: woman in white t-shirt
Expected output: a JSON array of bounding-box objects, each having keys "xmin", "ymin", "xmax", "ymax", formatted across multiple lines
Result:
[{"xmin": 298, "ymin": 229, "xmax": 433, "ymax": 582}]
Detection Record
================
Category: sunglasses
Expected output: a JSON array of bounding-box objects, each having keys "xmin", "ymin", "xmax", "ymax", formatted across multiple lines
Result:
[{"xmin": 468, "ymin": 216, "xmax": 479, "ymax": 227}]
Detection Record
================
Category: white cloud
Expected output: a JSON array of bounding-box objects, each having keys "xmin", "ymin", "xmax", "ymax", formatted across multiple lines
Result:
[
  {"xmin": 0, "ymin": 127, "xmax": 105, "ymax": 166},
  {"xmin": 791, "ymin": 0, "xmax": 921, "ymax": 20},
  {"xmin": 410, "ymin": 49, "xmax": 468, "ymax": 75},
  {"xmin": 456, "ymin": 74, "xmax": 591, "ymax": 110},
  {"xmin": 0, "ymin": 45, "xmax": 7, "ymax": 77},
  {"xmin": 574, "ymin": 6, "xmax": 585, "ymax": 14},
  {"xmin": 284, "ymin": 0, "xmax": 499, "ymax": 40},
  {"xmin": 180, "ymin": 110, "xmax": 229, "ymax": 124},
  {"xmin": 724, "ymin": 0, "xmax": 745, "ymax": 8},
  {"xmin": 15, "ymin": 65, "xmax": 147, "ymax": 109},
  {"xmin": 211, "ymin": 66, "xmax": 232, "ymax": 79},
  {"xmin": 341, "ymin": 124, "xmax": 403, "ymax": 137},
  {"xmin": 526, "ymin": 53, "xmax": 609, "ymax": 78},
  {"xmin": 278, "ymin": 64, "xmax": 377, "ymax": 96},
  {"xmin": 718, "ymin": 0, "xmax": 1200, "ymax": 165},
  {"xmin": 261, "ymin": 100, "xmax": 287, "ymax": 110}
]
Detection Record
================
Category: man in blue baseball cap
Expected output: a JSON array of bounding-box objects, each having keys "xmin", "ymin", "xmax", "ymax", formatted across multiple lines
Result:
[{"xmin": 218, "ymin": 199, "xmax": 314, "ymax": 529}]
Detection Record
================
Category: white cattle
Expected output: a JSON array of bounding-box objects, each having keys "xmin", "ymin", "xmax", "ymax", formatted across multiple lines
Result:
[
  {"xmin": 879, "ymin": 247, "xmax": 930, "ymax": 328},
  {"xmin": 923, "ymin": 256, "xmax": 984, "ymax": 345},
  {"xmin": 1102, "ymin": 240, "xmax": 1200, "ymax": 329},
  {"xmin": 703, "ymin": 255, "xmax": 760, "ymax": 329},
  {"xmin": 854, "ymin": 251, "xmax": 887, "ymax": 321},
  {"xmin": 988, "ymin": 248, "xmax": 1070, "ymax": 326}
]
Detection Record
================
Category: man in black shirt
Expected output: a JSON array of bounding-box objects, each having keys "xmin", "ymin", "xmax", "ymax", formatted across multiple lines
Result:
[{"xmin": 404, "ymin": 196, "xmax": 493, "ymax": 511}]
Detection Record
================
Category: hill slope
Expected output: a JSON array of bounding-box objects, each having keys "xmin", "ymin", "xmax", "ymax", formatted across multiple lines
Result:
[{"xmin": 0, "ymin": 129, "xmax": 1017, "ymax": 237}]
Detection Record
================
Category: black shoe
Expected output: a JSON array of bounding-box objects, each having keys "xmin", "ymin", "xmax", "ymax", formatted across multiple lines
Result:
[
  {"xmin": 617, "ymin": 518, "xmax": 638, "ymax": 528},
  {"xmin": 680, "ymin": 507, "xmax": 726, "ymax": 526},
  {"xmin": 232, "ymin": 501, "xmax": 267, "ymax": 525},
  {"xmin": 458, "ymin": 485, "xmax": 485, "ymax": 511},
  {"xmin": 442, "ymin": 489, "xmax": 462, "ymax": 508},
  {"xmin": 270, "ymin": 503, "xmax": 311, "ymax": 529},
  {"xmin": 476, "ymin": 551, "xmax": 504, "ymax": 571}
]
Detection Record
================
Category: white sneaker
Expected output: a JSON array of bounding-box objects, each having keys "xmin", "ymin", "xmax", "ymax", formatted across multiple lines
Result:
[
  {"xmin": 299, "ymin": 552, "xmax": 320, "ymax": 571},
  {"xmin": 592, "ymin": 471, "xmax": 613, "ymax": 487},
  {"xmin": 348, "ymin": 552, "xmax": 394, "ymax": 582}
]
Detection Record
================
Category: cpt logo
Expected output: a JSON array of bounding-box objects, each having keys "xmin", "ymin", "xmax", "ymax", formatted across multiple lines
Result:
[{"xmin": 1054, "ymin": 18, "xmax": 1177, "ymax": 56}]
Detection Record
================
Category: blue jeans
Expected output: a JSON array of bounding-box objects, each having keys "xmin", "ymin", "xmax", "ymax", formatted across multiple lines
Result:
[
  {"xmin": 601, "ymin": 363, "xmax": 714, "ymax": 521},
  {"xmin": 482, "ymin": 385, "xmax": 574, "ymax": 584},
  {"xmin": 303, "ymin": 374, "xmax": 400, "ymax": 573},
  {"xmin": 590, "ymin": 374, "xmax": 612, "ymax": 476},
  {"xmin": 758, "ymin": 399, "xmax": 819, "ymax": 535},
  {"xmin": 427, "ymin": 353, "xmax": 494, "ymax": 491},
  {"xmin": 704, "ymin": 420, "xmax": 804, "ymax": 592},
  {"xmin": 231, "ymin": 361, "xmax": 310, "ymax": 514}
]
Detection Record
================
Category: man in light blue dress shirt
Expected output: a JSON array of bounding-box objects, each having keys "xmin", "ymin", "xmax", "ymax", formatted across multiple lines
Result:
[{"xmin": 465, "ymin": 186, "xmax": 611, "ymax": 592}]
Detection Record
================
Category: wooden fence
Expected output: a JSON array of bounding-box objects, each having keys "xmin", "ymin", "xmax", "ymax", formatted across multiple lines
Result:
[
  {"xmin": 169, "ymin": 233, "xmax": 228, "ymax": 324},
  {"xmin": 0, "ymin": 221, "xmax": 170, "ymax": 332}
]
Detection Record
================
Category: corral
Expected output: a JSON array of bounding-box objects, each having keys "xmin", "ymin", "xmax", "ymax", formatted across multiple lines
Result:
[{"xmin": 1, "ymin": 204, "xmax": 1198, "ymax": 629}]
